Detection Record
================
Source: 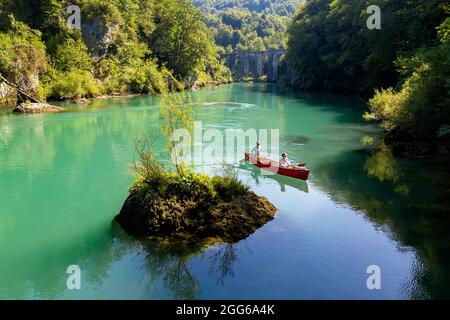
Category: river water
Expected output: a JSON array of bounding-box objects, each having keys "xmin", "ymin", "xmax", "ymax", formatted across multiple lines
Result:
[{"xmin": 0, "ymin": 83, "xmax": 448, "ymax": 299}]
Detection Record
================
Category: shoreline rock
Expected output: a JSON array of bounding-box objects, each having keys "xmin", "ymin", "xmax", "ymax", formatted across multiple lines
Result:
[{"xmin": 12, "ymin": 103, "xmax": 64, "ymax": 114}]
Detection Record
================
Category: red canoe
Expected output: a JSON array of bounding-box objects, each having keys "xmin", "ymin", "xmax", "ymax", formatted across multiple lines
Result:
[{"xmin": 244, "ymin": 152, "xmax": 310, "ymax": 180}]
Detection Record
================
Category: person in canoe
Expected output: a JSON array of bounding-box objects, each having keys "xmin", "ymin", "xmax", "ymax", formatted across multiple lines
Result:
[
  {"xmin": 279, "ymin": 153, "xmax": 292, "ymax": 168},
  {"xmin": 250, "ymin": 141, "xmax": 264, "ymax": 158},
  {"xmin": 280, "ymin": 153, "xmax": 307, "ymax": 169}
]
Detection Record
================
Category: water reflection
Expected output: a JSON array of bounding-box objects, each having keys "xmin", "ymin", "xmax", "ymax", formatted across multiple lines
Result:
[
  {"xmin": 363, "ymin": 143, "xmax": 410, "ymax": 195},
  {"xmin": 124, "ymin": 234, "xmax": 240, "ymax": 299},
  {"xmin": 315, "ymin": 144, "xmax": 450, "ymax": 299},
  {"xmin": 208, "ymin": 243, "xmax": 239, "ymax": 285},
  {"xmin": 239, "ymin": 163, "xmax": 309, "ymax": 193}
]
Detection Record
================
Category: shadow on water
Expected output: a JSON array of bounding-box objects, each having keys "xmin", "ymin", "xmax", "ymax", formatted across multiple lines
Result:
[
  {"xmin": 52, "ymin": 94, "xmax": 161, "ymax": 112},
  {"xmin": 314, "ymin": 143, "xmax": 450, "ymax": 299}
]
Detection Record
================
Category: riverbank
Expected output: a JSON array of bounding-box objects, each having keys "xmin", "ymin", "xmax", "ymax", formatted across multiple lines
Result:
[{"xmin": 0, "ymin": 74, "xmax": 233, "ymax": 109}]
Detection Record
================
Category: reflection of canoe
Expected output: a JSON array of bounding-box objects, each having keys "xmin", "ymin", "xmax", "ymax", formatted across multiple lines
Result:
[
  {"xmin": 244, "ymin": 152, "xmax": 310, "ymax": 180},
  {"xmin": 239, "ymin": 163, "xmax": 309, "ymax": 193}
]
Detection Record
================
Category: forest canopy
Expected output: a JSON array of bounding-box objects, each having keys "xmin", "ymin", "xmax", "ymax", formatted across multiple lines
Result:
[
  {"xmin": 286, "ymin": 0, "xmax": 449, "ymax": 141},
  {"xmin": 193, "ymin": 0, "xmax": 303, "ymax": 52},
  {"xmin": 0, "ymin": 0, "xmax": 231, "ymax": 101}
]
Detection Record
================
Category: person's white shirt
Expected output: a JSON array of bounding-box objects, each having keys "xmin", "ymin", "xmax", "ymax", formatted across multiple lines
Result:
[
  {"xmin": 251, "ymin": 145, "xmax": 263, "ymax": 157},
  {"xmin": 279, "ymin": 157, "xmax": 291, "ymax": 168}
]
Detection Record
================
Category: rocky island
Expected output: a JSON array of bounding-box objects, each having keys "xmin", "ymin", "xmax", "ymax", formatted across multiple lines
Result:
[{"xmin": 116, "ymin": 170, "xmax": 277, "ymax": 243}]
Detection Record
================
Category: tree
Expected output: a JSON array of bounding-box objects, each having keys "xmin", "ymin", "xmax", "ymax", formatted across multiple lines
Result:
[
  {"xmin": 160, "ymin": 91, "xmax": 193, "ymax": 173},
  {"xmin": 148, "ymin": 0, "xmax": 217, "ymax": 79},
  {"xmin": 364, "ymin": 15, "xmax": 450, "ymax": 139}
]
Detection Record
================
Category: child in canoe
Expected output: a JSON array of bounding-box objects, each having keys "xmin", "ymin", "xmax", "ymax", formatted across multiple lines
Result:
[
  {"xmin": 280, "ymin": 153, "xmax": 292, "ymax": 168},
  {"xmin": 280, "ymin": 153, "xmax": 306, "ymax": 169}
]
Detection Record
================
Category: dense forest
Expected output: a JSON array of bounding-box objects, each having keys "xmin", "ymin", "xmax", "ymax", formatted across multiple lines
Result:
[
  {"xmin": 193, "ymin": 0, "xmax": 303, "ymax": 52},
  {"xmin": 0, "ymin": 0, "xmax": 231, "ymax": 102},
  {"xmin": 286, "ymin": 0, "xmax": 449, "ymax": 145}
]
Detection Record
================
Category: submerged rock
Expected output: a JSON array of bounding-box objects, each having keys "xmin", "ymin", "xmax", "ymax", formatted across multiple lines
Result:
[
  {"xmin": 115, "ymin": 175, "xmax": 277, "ymax": 243},
  {"xmin": 12, "ymin": 103, "xmax": 64, "ymax": 114},
  {"xmin": 284, "ymin": 135, "xmax": 310, "ymax": 144}
]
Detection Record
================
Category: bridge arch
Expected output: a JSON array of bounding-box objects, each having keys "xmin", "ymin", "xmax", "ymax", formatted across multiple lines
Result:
[{"xmin": 221, "ymin": 49, "xmax": 286, "ymax": 82}]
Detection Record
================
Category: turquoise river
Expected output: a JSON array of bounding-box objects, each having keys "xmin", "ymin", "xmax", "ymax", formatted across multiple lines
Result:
[{"xmin": 0, "ymin": 83, "xmax": 449, "ymax": 299}]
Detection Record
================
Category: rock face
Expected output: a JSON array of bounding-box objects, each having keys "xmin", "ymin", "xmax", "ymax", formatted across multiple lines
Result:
[
  {"xmin": 82, "ymin": 20, "xmax": 119, "ymax": 62},
  {"xmin": 116, "ymin": 177, "xmax": 277, "ymax": 243},
  {"xmin": 12, "ymin": 103, "xmax": 64, "ymax": 114},
  {"xmin": 0, "ymin": 81, "xmax": 17, "ymax": 108}
]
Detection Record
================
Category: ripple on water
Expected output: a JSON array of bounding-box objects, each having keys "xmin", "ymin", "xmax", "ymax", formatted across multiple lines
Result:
[{"xmin": 194, "ymin": 102, "xmax": 256, "ymax": 109}]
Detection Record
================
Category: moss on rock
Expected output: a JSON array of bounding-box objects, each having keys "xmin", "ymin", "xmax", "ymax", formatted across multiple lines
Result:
[{"xmin": 115, "ymin": 172, "xmax": 277, "ymax": 243}]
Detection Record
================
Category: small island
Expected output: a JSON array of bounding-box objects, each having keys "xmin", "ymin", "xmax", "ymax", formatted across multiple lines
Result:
[{"xmin": 116, "ymin": 168, "xmax": 276, "ymax": 243}]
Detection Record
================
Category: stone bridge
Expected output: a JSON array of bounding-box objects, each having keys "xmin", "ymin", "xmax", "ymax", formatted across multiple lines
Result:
[{"xmin": 221, "ymin": 49, "xmax": 288, "ymax": 82}]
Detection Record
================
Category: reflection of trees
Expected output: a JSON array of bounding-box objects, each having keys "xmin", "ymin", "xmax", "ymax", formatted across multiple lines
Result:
[
  {"xmin": 0, "ymin": 106, "xmax": 160, "ymax": 177},
  {"xmin": 209, "ymin": 244, "xmax": 238, "ymax": 285},
  {"xmin": 139, "ymin": 240, "xmax": 202, "ymax": 300},
  {"xmin": 1, "ymin": 93, "xmax": 248, "ymax": 299},
  {"xmin": 363, "ymin": 143, "xmax": 409, "ymax": 195},
  {"xmin": 315, "ymin": 145, "xmax": 450, "ymax": 299},
  {"xmin": 138, "ymin": 238, "xmax": 240, "ymax": 299}
]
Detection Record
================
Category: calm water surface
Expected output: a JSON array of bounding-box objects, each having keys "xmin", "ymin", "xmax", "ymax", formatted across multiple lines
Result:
[{"xmin": 0, "ymin": 83, "xmax": 449, "ymax": 299}]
